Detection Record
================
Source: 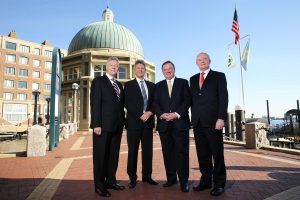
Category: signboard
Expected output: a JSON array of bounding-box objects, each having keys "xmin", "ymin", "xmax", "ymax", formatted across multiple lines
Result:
[{"xmin": 49, "ymin": 48, "xmax": 62, "ymax": 151}]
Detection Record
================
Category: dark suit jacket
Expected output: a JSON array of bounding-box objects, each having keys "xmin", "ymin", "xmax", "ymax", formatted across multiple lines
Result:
[
  {"xmin": 90, "ymin": 75, "xmax": 125, "ymax": 132},
  {"xmin": 190, "ymin": 70, "xmax": 228, "ymax": 128},
  {"xmin": 124, "ymin": 79, "xmax": 155, "ymax": 130},
  {"xmin": 153, "ymin": 77, "xmax": 191, "ymax": 132}
]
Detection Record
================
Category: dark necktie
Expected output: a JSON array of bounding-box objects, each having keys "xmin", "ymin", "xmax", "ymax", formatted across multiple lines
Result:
[
  {"xmin": 140, "ymin": 80, "xmax": 148, "ymax": 111},
  {"xmin": 111, "ymin": 79, "xmax": 120, "ymax": 100},
  {"xmin": 199, "ymin": 72, "xmax": 205, "ymax": 89}
]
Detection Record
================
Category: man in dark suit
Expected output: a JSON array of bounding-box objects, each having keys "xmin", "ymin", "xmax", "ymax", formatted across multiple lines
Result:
[
  {"xmin": 90, "ymin": 57, "xmax": 125, "ymax": 197},
  {"xmin": 153, "ymin": 60, "xmax": 191, "ymax": 192},
  {"xmin": 124, "ymin": 59, "xmax": 158, "ymax": 188},
  {"xmin": 190, "ymin": 52, "xmax": 228, "ymax": 196}
]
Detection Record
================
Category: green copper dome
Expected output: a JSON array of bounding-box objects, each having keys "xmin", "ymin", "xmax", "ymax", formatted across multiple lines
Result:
[{"xmin": 68, "ymin": 14, "xmax": 144, "ymax": 56}]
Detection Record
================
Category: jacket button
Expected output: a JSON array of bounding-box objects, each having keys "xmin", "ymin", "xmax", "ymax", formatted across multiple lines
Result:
[{"xmin": 198, "ymin": 93, "xmax": 202, "ymax": 96}]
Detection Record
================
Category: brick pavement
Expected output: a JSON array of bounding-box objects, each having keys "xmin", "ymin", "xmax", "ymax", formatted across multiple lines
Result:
[{"xmin": 0, "ymin": 131, "xmax": 299, "ymax": 200}]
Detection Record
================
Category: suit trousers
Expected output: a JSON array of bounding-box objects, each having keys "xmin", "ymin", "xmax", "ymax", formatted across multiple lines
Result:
[
  {"xmin": 93, "ymin": 126, "xmax": 123, "ymax": 189},
  {"xmin": 159, "ymin": 122, "xmax": 189, "ymax": 184},
  {"xmin": 193, "ymin": 126, "xmax": 226, "ymax": 187},
  {"xmin": 127, "ymin": 127, "xmax": 153, "ymax": 181}
]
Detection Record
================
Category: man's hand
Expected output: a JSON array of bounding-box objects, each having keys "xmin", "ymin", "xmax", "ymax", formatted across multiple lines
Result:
[
  {"xmin": 165, "ymin": 112, "xmax": 178, "ymax": 121},
  {"xmin": 160, "ymin": 113, "xmax": 169, "ymax": 120},
  {"xmin": 215, "ymin": 119, "xmax": 225, "ymax": 130},
  {"xmin": 140, "ymin": 111, "xmax": 152, "ymax": 122},
  {"xmin": 94, "ymin": 127, "xmax": 102, "ymax": 135}
]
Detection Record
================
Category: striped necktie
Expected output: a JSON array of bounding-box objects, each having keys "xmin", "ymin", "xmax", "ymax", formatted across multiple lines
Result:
[
  {"xmin": 111, "ymin": 79, "xmax": 120, "ymax": 100},
  {"xmin": 140, "ymin": 80, "xmax": 148, "ymax": 111}
]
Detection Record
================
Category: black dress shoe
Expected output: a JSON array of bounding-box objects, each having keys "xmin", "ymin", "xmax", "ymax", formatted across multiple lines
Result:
[
  {"xmin": 180, "ymin": 183, "xmax": 189, "ymax": 192},
  {"xmin": 129, "ymin": 180, "xmax": 137, "ymax": 188},
  {"xmin": 210, "ymin": 187, "xmax": 225, "ymax": 196},
  {"xmin": 106, "ymin": 183, "xmax": 125, "ymax": 190},
  {"xmin": 193, "ymin": 183, "xmax": 212, "ymax": 191},
  {"xmin": 163, "ymin": 180, "xmax": 178, "ymax": 187},
  {"xmin": 142, "ymin": 178, "xmax": 158, "ymax": 185},
  {"xmin": 95, "ymin": 188, "xmax": 111, "ymax": 197}
]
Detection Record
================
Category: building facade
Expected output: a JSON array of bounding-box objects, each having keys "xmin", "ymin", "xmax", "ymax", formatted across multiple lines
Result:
[
  {"xmin": 61, "ymin": 7, "xmax": 156, "ymax": 130},
  {"xmin": 0, "ymin": 31, "xmax": 67, "ymax": 124}
]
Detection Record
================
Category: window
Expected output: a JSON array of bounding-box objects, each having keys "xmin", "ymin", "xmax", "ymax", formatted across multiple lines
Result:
[
  {"xmin": 33, "ymin": 59, "xmax": 41, "ymax": 67},
  {"xmin": 45, "ymin": 73, "xmax": 51, "ymax": 80},
  {"xmin": 94, "ymin": 65, "xmax": 106, "ymax": 77},
  {"xmin": 34, "ymin": 48, "xmax": 41, "ymax": 55},
  {"xmin": 45, "ymin": 50, "xmax": 52, "ymax": 57},
  {"xmin": 68, "ymin": 68, "xmax": 73, "ymax": 80},
  {"xmin": 33, "ymin": 71, "xmax": 40, "ymax": 78},
  {"xmin": 19, "ymin": 56, "xmax": 29, "ymax": 65},
  {"xmin": 74, "ymin": 67, "xmax": 79, "ymax": 79},
  {"xmin": 3, "ymin": 103, "xmax": 28, "ymax": 122},
  {"xmin": 3, "ymin": 93, "xmax": 14, "ymax": 100},
  {"xmin": 118, "ymin": 66, "xmax": 126, "ymax": 79},
  {"xmin": 17, "ymin": 93, "xmax": 27, "ymax": 100},
  {"xmin": 4, "ymin": 80, "xmax": 14, "ymax": 88},
  {"xmin": 6, "ymin": 42, "xmax": 16, "ymax": 50},
  {"xmin": 44, "ymin": 84, "xmax": 51, "ymax": 91},
  {"xmin": 61, "ymin": 53, "xmax": 65, "ymax": 57},
  {"xmin": 5, "ymin": 67, "xmax": 15, "ymax": 75},
  {"xmin": 32, "ymin": 83, "xmax": 39, "ymax": 90},
  {"xmin": 18, "ymin": 81, "xmax": 27, "ymax": 89},
  {"xmin": 45, "ymin": 61, "xmax": 52, "ymax": 68},
  {"xmin": 19, "ymin": 69, "xmax": 28, "ymax": 76},
  {"xmin": 5, "ymin": 54, "xmax": 16, "ymax": 63},
  {"xmin": 20, "ymin": 45, "xmax": 30, "ymax": 53}
]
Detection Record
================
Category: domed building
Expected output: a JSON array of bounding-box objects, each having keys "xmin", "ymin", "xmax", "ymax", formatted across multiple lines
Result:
[{"xmin": 61, "ymin": 7, "xmax": 156, "ymax": 130}]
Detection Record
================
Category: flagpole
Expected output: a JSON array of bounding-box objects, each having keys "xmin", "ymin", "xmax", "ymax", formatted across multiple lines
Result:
[
  {"xmin": 227, "ymin": 34, "xmax": 250, "ymax": 47},
  {"xmin": 237, "ymin": 40, "xmax": 245, "ymax": 108}
]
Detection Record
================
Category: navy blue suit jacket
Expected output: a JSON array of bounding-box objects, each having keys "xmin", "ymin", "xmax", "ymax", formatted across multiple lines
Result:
[
  {"xmin": 124, "ymin": 79, "xmax": 155, "ymax": 130},
  {"xmin": 153, "ymin": 77, "xmax": 191, "ymax": 132},
  {"xmin": 190, "ymin": 70, "xmax": 228, "ymax": 128},
  {"xmin": 90, "ymin": 75, "xmax": 125, "ymax": 132}
]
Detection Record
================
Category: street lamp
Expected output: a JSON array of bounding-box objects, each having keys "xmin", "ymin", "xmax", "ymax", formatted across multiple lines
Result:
[
  {"xmin": 32, "ymin": 90, "xmax": 40, "ymax": 125},
  {"xmin": 45, "ymin": 97, "xmax": 51, "ymax": 125},
  {"xmin": 72, "ymin": 83, "xmax": 80, "ymax": 124}
]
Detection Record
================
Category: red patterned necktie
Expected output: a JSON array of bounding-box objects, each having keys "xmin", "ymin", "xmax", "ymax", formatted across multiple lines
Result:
[{"xmin": 199, "ymin": 72, "xmax": 205, "ymax": 88}]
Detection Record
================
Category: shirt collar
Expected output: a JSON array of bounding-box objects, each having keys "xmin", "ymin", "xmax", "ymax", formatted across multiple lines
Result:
[
  {"xmin": 166, "ymin": 76, "xmax": 175, "ymax": 84},
  {"xmin": 136, "ymin": 77, "xmax": 145, "ymax": 83},
  {"xmin": 106, "ymin": 73, "xmax": 115, "ymax": 81}
]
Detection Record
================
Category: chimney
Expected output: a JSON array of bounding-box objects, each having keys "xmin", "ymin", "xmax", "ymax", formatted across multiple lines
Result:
[
  {"xmin": 42, "ymin": 40, "xmax": 51, "ymax": 46},
  {"xmin": 8, "ymin": 31, "xmax": 17, "ymax": 38}
]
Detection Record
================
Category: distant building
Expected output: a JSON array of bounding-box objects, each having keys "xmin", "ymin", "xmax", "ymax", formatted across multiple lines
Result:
[
  {"xmin": 61, "ymin": 7, "xmax": 156, "ymax": 130},
  {"xmin": 0, "ymin": 31, "xmax": 67, "ymax": 124}
]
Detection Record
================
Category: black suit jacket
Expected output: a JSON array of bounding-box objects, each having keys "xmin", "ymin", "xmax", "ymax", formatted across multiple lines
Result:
[
  {"xmin": 90, "ymin": 75, "xmax": 125, "ymax": 132},
  {"xmin": 153, "ymin": 77, "xmax": 191, "ymax": 132},
  {"xmin": 190, "ymin": 70, "xmax": 228, "ymax": 128},
  {"xmin": 124, "ymin": 79, "xmax": 155, "ymax": 130}
]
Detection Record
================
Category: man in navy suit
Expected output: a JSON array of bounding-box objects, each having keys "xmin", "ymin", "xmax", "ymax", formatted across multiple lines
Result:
[
  {"xmin": 90, "ymin": 57, "xmax": 125, "ymax": 197},
  {"xmin": 190, "ymin": 52, "xmax": 228, "ymax": 196},
  {"xmin": 153, "ymin": 60, "xmax": 191, "ymax": 192},
  {"xmin": 124, "ymin": 59, "xmax": 158, "ymax": 188}
]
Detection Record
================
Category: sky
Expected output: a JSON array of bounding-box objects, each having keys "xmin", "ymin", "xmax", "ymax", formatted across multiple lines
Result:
[{"xmin": 1, "ymin": 0, "xmax": 299, "ymax": 118}]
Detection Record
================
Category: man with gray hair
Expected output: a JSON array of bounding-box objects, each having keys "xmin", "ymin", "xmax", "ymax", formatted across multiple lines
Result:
[{"xmin": 90, "ymin": 56, "xmax": 125, "ymax": 197}]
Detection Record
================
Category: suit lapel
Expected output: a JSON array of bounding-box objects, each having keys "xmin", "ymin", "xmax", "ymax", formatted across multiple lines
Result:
[
  {"xmin": 134, "ymin": 79, "xmax": 144, "ymax": 101},
  {"xmin": 104, "ymin": 75, "xmax": 120, "ymax": 100},
  {"xmin": 202, "ymin": 70, "xmax": 214, "ymax": 89},
  {"xmin": 170, "ymin": 78, "xmax": 178, "ymax": 99}
]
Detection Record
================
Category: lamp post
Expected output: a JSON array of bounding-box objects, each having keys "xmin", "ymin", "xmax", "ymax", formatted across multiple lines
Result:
[
  {"xmin": 72, "ymin": 83, "xmax": 80, "ymax": 124},
  {"xmin": 32, "ymin": 90, "xmax": 40, "ymax": 125},
  {"xmin": 45, "ymin": 97, "xmax": 51, "ymax": 125}
]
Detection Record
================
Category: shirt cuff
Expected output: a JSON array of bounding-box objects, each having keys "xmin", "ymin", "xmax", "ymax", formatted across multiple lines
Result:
[{"xmin": 175, "ymin": 112, "xmax": 181, "ymax": 119}]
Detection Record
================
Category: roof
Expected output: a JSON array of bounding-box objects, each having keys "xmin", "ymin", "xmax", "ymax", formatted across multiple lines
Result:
[{"xmin": 68, "ymin": 21, "xmax": 144, "ymax": 56}]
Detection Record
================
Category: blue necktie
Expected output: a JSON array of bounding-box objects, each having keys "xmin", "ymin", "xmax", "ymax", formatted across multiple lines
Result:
[{"xmin": 140, "ymin": 80, "xmax": 148, "ymax": 111}]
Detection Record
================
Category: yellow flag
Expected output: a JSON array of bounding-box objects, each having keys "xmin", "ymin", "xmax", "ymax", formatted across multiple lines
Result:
[
  {"xmin": 241, "ymin": 38, "xmax": 250, "ymax": 70},
  {"xmin": 228, "ymin": 48, "xmax": 236, "ymax": 69}
]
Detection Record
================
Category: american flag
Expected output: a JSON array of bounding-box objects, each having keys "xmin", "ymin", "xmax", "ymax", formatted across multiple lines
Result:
[{"xmin": 232, "ymin": 8, "xmax": 240, "ymax": 44}]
